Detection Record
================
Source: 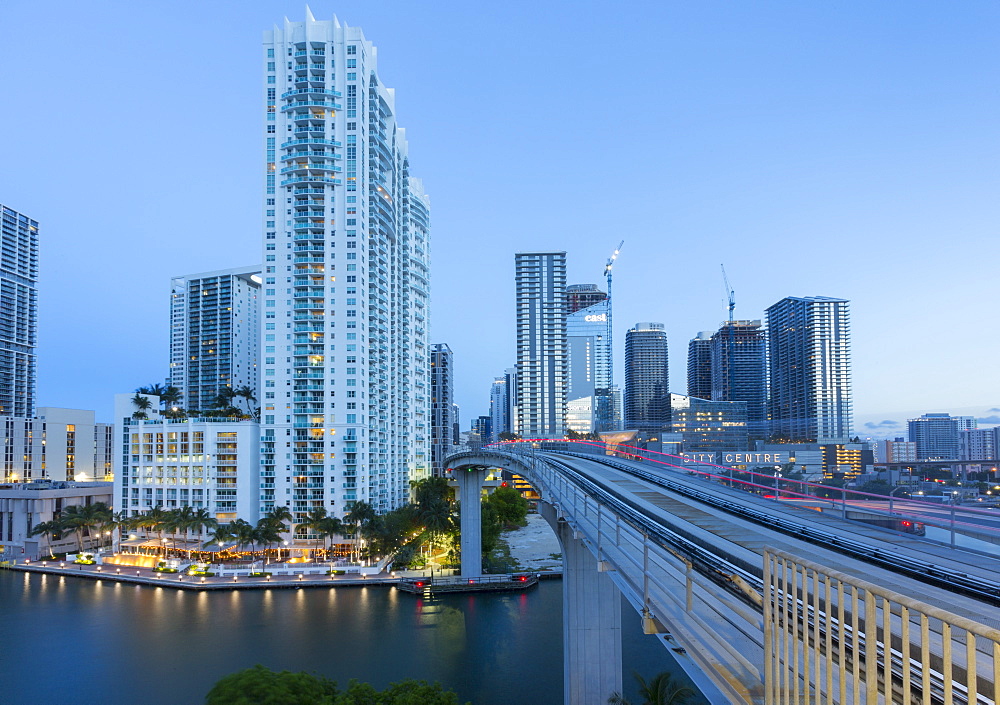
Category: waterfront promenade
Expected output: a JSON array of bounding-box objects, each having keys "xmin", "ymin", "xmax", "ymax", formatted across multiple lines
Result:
[{"xmin": 3, "ymin": 559, "xmax": 558, "ymax": 592}]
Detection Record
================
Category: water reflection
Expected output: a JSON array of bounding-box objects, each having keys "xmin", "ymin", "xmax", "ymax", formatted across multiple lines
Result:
[{"xmin": 0, "ymin": 572, "xmax": 682, "ymax": 705}]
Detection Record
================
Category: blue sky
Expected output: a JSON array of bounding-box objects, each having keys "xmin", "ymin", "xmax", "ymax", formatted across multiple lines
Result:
[{"xmin": 1, "ymin": 1, "xmax": 997, "ymax": 433}]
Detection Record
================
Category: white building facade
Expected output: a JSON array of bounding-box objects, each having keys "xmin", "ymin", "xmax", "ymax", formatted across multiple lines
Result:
[
  {"xmin": 169, "ymin": 266, "xmax": 261, "ymax": 413},
  {"xmin": 1, "ymin": 408, "xmax": 113, "ymax": 483},
  {"xmin": 113, "ymin": 394, "xmax": 259, "ymax": 524},
  {"xmin": 515, "ymin": 252, "xmax": 567, "ymax": 439},
  {"xmin": 260, "ymin": 12, "xmax": 431, "ymax": 522},
  {"xmin": 0, "ymin": 481, "xmax": 114, "ymax": 561},
  {"xmin": 0, "ymin": 204, "xmax": 38, "ymax": 418}
]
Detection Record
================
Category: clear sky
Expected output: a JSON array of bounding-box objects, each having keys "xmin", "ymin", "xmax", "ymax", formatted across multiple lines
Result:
[{"xmin": 1, "ymin": 1, "xmax": 997, "ymax": 437}]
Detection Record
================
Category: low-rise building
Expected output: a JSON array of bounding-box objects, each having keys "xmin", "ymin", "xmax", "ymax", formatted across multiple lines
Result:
[
  {"xmin": 0, "ymin": 407, "xmax": 113, "ymax": 483},
  {"xmin": 0, "ymin": 481, "xmax": 113, "ymax": 560},
  {"xmin": 113, "ymin": 394, "xmax": 260, "ymax": 525}
]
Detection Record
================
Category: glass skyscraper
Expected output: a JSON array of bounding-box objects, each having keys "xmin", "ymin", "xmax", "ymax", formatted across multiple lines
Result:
[
  {"xmin": 624, "ymin": 322, "xmax": 669, "ymax": 432},
  {"xmin": 766, "ymin": 296, "xmax": 852, "ymax": 443},
  {"xmin": 710, "ymin": 320, "xmax": 767, "ymax": 441},
  {"xmin": 260, "ymin": 11, "xmax": 431, "ymax": 520},
  {"xmin": 565, "ymin": 284, "xmax": 610, "ymax": 434}
]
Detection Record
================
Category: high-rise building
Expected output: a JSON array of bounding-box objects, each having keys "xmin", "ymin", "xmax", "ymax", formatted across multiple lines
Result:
[
  {"xmin": 959, "ymin": 427, "xmax": 999, "ymax": 461},
  {"xmin": 686, "ymin": 331, "xmax": 713, "ymax": 400},
  {"xmin": 430, "ymin": 343, "xmax": 455, "ymax": 476},
  {"xmin": 566, "ymin": 283, "xmax": 607, "ymax": 315},
  {"xmin": 883, "ymin": 437, "xmax": 917, "ymax": 462},
  {"xmin": 624, "ymin": 322, "xmax": 670, "ymax": 432},
  {"xmin": 565, "ymin": 284, "xmax": 610, "ymax": 435},
  {"xmin": 0, "ymin": 204, "xmax": 38, "ymax": 418},
  {"xmin": 668, "ymin": 393, "xmax": 748, "ymax": 452},
  {"xmin": 169, "ymin": 266, "xmax": 261, "ymax": 413},
  {"xmin": 766, "ymin": 296, "xmax": 852, "ymax": 443},
  {"xmin": 907, "ymin": 413, "xmax": 976, "ymax": 460},
  {"xmin": 260, "ymin": 12, "xmax": 431, "ymax": 520},
  {"xmin": 489, "ymin": 367, "xmax": 518, "ymax": 439},
  {"xmin": 472, "ymin": 415, "xmax": 492, "ymax": 445},
  {"xmin": 515, "ymin": 252, "xmax": 567, "ymax": 439},
  {"xmin": 710, "ymin": 320, "xmax": 767, "ymax": 440}
]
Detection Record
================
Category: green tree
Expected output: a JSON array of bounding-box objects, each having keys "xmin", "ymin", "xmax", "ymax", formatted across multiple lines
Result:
[
  {"xmin": 485, "ymin": 486, "xmax": 528, "ymax": 527},
  {"xmin": 608, "ymin": 671, "xmax": 696, "ymax": 705},
  {"xmin": 29, "ymin": 520, "xmax": 63, "ymax": 558},
  {"xmin": 205, "ymin": 665, "xmax": 338, "ymax": 705},
  {"xmin": 316, "ymin": 515, "xmax": 345, "ymax": 558},
  {"xmin": 338, "ymin": 678, "xmax": 465, "ymax": 704},
  {"xmin": 131, "ymin": 393, "xmax": 152, "ymax": 420},
  {"xmin": 412, "ymin": 476, "xmax": 452, "ymax": 511},
  {"xmin": 497, "ymin": 432, "xmax": 520, "ymax": 442}
]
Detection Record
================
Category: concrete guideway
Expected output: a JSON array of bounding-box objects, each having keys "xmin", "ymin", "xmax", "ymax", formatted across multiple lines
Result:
[{"xmin": 446, "ymin": 447, "xmax": 1000, "ymax": 705}]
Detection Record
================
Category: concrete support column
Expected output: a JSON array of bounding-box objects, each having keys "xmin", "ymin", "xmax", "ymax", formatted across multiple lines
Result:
[
  {"xmin": 542, "ymin": 503, "xmax": 623, "ymax": 704},
  {"xmin": 454, "ymin": 466, "xmax": 487, "ymax": 578}
]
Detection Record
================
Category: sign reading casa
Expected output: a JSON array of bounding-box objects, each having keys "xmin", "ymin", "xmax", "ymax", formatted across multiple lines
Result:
[{"xmin": 680, "ymin": 451, "xmax": 789, "ymax": 466}]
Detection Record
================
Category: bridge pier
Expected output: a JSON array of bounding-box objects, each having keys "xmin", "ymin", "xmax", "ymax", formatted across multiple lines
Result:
[
  {"xmin": 454, "ymin": 466, "xmax": 488, "ymax": 578},
  {"xmin": 541, "ymin": 502, "xmax": 623, "ymax": 705}
]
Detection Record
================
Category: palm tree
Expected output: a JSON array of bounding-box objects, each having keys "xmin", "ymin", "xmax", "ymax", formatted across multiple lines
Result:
[
  {"xmin": 608, "ymin": 672, "xmax": 696, "ymax": 705},
  {"xmin": 58, "ymin": 504, "xmax": 101, "ymax": 553},
  {"xmin": 234, "ymin": 385, "xmax": 258, "ymax": 420},
  {"xmin": 316, "ymin": 516, "xmax": 345, "ymax": 560},
  {"xmin": 136, "ymin": 507, "xmax": 170, "ymax": 554},
  {"xmin": 131, "ymin": 393, "xmax": 152, "ymax": 420},
  {"xmin": 227, "ymin": 519, "xmax": 256, "ymax": 557},
  {"xmin": 303, "ymin": 508, "xmax": 329, "ymax": 558},
  {"xmin": 345, "ymin": 501, "xmax": 376, "ymax": 564},
  {"xmin": 161, "ymin": 385, "xmax": 182, "ymax": 408},
  {"xmin": 29, "ymin": 520, "xmax": 63, "ymax": 559},
  {"xmin": 204, "ymin": 524, "xmax": 236, "ymax": 556},
  {"xmin": 136, "ymin": 383, "xmax": 166, "ymax": 397},
  {"xmin": 189, "ymin": 508, "xmax": 218, "ymax": 547},
  {"xmin": 253, "ymin": 519, "xmax": 284, "ymax": 562},
  {"xmin": 418, "ymin": 499, "xmax": 454, "ymax": 565}
]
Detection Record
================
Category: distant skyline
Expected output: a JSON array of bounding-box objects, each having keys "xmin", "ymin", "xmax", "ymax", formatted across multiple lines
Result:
[{"xmin": 1, "ymin": 1, "xmax": 997, "ymax": 434}]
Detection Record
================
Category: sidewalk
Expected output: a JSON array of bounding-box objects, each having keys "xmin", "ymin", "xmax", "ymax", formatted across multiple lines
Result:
[{"xmin": 6, "ymin": 560, "xmax": 398, "ymax": 591}]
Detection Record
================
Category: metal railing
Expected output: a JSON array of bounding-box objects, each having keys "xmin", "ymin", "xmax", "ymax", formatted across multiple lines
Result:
[{"xmin": 765, "ymin": 547, "xmax": 1000, "ymax": 704}]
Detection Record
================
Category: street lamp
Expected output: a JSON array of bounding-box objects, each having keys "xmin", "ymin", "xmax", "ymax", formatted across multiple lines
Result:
[{"xmin": 888, "ymin": 485, "xmax": 908, "ymax": 516}]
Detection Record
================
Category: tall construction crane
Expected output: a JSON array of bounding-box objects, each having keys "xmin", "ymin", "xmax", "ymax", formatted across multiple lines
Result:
[
  {"xmin": 599, "ymin": 241, "xmax": 624, "ymax": 431},
  {"xmin": 721, "ymin": 265, "xmax": 735, "ymax": 401}
]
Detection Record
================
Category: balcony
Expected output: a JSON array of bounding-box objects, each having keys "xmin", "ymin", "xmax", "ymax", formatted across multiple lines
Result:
[
  {"xmin": 281, "ymin": 138, "xmax": 342, "ymax": 149},
  {"xmin": 281, "ymin": 100, "xmax": 342, "ymax": 112},
  {"xmin": 281, "ymin": 176, "xmax": 341, "ymax": 187},
  {"xmin": 281, "ymin": 88, "xmax": 342, "ymax": 100}
]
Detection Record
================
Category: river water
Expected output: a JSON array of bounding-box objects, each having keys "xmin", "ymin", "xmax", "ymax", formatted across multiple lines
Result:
[{"xmin": 0, "ymin": 571, "xmax": 691, "ymax": 705}]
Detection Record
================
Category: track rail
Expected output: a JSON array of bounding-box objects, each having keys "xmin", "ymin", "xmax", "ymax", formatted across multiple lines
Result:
[{"xmin": 545, "ymin": 451, "xmax": 1000, "ymax": 606}]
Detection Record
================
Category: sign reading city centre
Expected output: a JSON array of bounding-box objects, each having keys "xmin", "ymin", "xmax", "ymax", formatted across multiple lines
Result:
[{"xmin": 680, "ymin": 451, "xmax": 789, "ymax": 466}]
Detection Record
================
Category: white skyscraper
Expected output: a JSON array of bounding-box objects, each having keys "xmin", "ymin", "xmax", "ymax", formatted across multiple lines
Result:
[
  {"xmin": 260, "ymin": 12, "xmax": 431, "ymax": 521},
  {"xmin": 0, "ymin": 204, "xmax": 38, "ymax": 417},
  {"xmin": 515, "ymin": 252, "xmax": 567, "ymax": 439},
  {"xmin": 169, "ymin": 266, "xmax": 261, "ymax": 413}
]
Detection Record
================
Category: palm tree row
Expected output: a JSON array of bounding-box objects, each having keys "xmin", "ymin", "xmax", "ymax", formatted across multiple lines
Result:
[
  {"xmin": 131, "ymin": 383, "xmax": 258, "ymax": 421},
  {"xmin": 29, "ymin": 502, "xmax": 118, "ymax": 558}
]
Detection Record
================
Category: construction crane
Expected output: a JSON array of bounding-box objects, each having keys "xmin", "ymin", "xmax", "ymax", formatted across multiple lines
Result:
[
  {"xmin": 721, "ymin": 265, "xmax": 735, "ymax": 401},
  {"xmin": 599, "ymin": 241, "xmax": 624, "ymax": 431}
]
